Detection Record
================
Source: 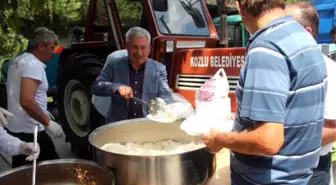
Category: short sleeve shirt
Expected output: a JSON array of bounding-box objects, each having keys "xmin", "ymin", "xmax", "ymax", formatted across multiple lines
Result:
[
  {"xmin": 320, "ymin": 55, "xmax": 336, "ymax": 155},
  {"xmin": 231, "ymin": 16, "xmax": 327, "ymax": 185},
  {"xmin": 6, "ymin": 53, "xmax": 48, "ymax": 133}
]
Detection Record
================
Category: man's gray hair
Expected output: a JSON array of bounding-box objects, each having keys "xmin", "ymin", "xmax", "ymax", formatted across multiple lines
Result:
[
  {"xmin": 27, "ymin": 27, "xmax": 58, "ymax": 51},
  {"xmin": 125, "ymin": 27, "xmax": 151, "ymax": 44}
]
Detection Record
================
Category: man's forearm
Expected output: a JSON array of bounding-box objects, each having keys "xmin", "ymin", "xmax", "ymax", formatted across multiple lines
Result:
[
  {"xmin": 21, "ymin": 100, "xmax": 49, "ymax": 126},
  {"xmin": 91, "ymin": 62, "xmax": 121, "ymax": 96},
  {"xmin": 217, "ymin": 130, "xmax": 270, "ymax": 155},
  {"xmin": 217, "ymin": 123, "xmax": 284, "ymax": 155},
  {"xmin": 91, "ymin": 80, "xmax": 121, "ymax": 96},
  {"xmin": 322, "ymin": 119, "xmax": 336, "ymax": 145},
  {"xmin": 322, "ymin": 120, "xmax": 336, "ymax": 145},
  {"xmin": 322, "ymin": 127, "xmax": 336, "ymax": 145}
]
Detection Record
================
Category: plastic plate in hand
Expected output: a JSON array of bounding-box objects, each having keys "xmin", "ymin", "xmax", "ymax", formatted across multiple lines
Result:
[
  {"xmin": 147, "ymin": 111, "xmax": 178, "ymax": 123},
  {"xmin": 180, "ymin": 115, "xmax": 234, "ymax": 136}
]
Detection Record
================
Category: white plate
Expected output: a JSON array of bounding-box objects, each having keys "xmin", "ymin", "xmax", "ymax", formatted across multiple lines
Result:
[
  {"xmin": 147, "ymin": 111, "xmax": 178, "ymax": 123},
  {"xmin": 180, "ymin": 115, "xmax": 234, "ymax": 136}
]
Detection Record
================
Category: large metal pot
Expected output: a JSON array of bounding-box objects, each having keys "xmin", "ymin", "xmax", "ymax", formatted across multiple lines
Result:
[
  {"xmin": 0, "ymin": 159, "xmax": 115, "ymax": 185},
  {"xmin": 89, "ymin": 118, "xmax": 216, "ymax": 185}
]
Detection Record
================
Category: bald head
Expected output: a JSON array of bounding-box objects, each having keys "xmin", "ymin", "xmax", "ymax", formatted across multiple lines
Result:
[{"xmin": 286, "ymin": 2, "xmax": 319, "ymax": 38}]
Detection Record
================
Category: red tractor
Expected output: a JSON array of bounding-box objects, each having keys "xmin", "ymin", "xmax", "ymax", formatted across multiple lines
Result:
[{"xmin": 57, "ymin": 0, "xmax": 246, "ymax": 157}]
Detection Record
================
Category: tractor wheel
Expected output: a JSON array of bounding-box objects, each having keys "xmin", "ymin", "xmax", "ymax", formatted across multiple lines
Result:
[{"xmin": 57, "ymin": 56, "xmax": 104, "ymax": 159}]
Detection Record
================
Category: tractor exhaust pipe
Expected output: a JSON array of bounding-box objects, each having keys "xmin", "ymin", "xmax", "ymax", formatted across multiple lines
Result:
[{"xmin": 219, "ymin": 0, "xmax": 228, "ymax": 47}]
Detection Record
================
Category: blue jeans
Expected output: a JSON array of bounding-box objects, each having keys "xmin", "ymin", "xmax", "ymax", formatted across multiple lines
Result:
[
  {"xmin": 308, "ymin": 153, "xmax": 332, "ymax": 185},
  {"xmin": 308, "ymin": 167, "xmax": 331, "ymax": 185},
  {"xmin": 230, "ymin": 167, "xmax": 254, "ymax": 185}
]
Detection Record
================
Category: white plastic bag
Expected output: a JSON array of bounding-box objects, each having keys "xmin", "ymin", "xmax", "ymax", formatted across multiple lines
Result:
[
  {"xmin": 214, "ymin": 68, "xmax": 230, "ymax": 98},
  {"xmin": 195, "ymin": 68, "xmax": 230, "ymax": 101},
  {"xmin": 146, "ymin": 92, "xmax": 195, "ymax": 123},
  {"xmin": 195, "ymin": 97, "xmax": 231, "ymax": 119},
  {"xmin": 195, "ymin": 68, "xmax": 231, "ymax": 119},
  {"xmin": 167, "ymin": 102, "xmax": 195, "ymax": 119},
  {"xmin": 171, "ymin": 92, "xmax": 195, "ymax": 119},
  {"xmin": 172, "ymin": 92, "xmax": 189, "ymax": 103}
]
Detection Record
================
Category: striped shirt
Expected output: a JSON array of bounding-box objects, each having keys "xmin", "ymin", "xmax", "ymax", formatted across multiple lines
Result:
[{"xmin": 231, "ymin": 15, "xmax": 327, "ymax": 185}]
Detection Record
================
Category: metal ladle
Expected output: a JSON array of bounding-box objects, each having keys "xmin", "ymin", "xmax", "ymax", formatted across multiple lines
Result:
[
  {"xmin": 148, "ymin": 97, "xmax": 167, "ymax": 116},
  {"xmin": 131, "ymin": 97, "xmax": 167, "ymax": 116}
]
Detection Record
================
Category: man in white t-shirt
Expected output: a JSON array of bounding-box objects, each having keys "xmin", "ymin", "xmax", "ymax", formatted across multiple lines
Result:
[
  {"xmin": 6, "ymin": 27, "xmax": 64, "ymax": 168},
  {"xmin": 287, "ymin": 3, "xmax": 336, "ymax": 184}
]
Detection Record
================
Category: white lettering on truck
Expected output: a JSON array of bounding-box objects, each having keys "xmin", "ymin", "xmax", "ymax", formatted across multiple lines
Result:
[
  {"xmin": 190, "ymin": 56, "xmax": 209, "ymax": 67},
  {"xmin": 190, "ymin": 55, "xmax": 245, "ymax": 68}
]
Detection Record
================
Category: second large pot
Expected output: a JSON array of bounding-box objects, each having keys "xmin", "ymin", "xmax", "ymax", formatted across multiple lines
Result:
[
  {"xmin": 89, "ymin": 118, "xmax": 216, "ymax": 185},
  {"xmin": 0, "ymin": 159, "xmax": 115, "ymax": 185}
]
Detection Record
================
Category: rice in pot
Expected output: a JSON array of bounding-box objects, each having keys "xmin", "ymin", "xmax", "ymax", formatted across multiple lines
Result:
[{"xmin": 101, "ymin": 139, "xmax": 205, "ymax": 155}]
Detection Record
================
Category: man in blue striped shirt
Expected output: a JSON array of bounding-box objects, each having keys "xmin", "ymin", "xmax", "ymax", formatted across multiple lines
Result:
[{"xmin": 202, "ymin": 0, "xmax": 327, "ymax": 184}]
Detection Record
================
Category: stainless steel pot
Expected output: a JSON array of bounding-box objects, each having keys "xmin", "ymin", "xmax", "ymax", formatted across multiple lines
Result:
[
  {"xmin": 0, "ymin": 159, "xmax": 115, "ymax": 185},
  {"xmin": 89, "ymin": 118, "xmax": 216, "ymax": 185}
]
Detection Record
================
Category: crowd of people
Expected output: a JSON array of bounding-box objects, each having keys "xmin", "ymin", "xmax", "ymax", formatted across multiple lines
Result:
[{"xmin": 0, "ymin": 0, "xmax": 335, "ymax": 185}]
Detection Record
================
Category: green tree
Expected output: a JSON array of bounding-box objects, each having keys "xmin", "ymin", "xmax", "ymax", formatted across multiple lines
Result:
[
  {"xmin": 116, "ymin": 0, "xmax": 142, "ymax": 27},
  {"xmin": 0, "ymin": 0, "xmax": 89, "ymax": 60},
  {"xmin": 0, "ymin": 0, "xmax": 315, "ymax": 61}
]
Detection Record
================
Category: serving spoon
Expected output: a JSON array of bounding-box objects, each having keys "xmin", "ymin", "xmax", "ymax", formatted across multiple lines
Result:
[{"xmin": 131, "ymin": 97, "xmax": 167, "ymax": 117}]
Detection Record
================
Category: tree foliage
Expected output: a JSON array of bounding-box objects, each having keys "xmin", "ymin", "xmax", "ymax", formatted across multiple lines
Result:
[
  {"xmin": 0, "ymin": 0, "xmax": 314, "ymax": 61},
  {"xmin": 116, "ymin": 0, "xmax": 142, "ymax": 28},
  {"xmin": 0, "ymin": 0, "xmax": 89, "ymax": 60},
  {"xmin": 0, "ymin": 0, "xmax": 146, "ymax": 60}
]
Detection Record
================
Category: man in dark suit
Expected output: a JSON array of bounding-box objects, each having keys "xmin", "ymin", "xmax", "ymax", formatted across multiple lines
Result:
[{"xmin": 91, "ymin": 27, "xmax": 172, "ymax": 123}]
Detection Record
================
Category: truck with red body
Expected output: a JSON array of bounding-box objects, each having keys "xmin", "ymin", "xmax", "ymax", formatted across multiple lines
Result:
[{"xmin": 56, "ymin": 0, "xmax": 246, "ymax": 157}]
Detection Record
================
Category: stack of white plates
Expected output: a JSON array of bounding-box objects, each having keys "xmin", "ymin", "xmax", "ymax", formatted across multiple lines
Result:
[{"xmin": 180, "ymin": 115, "xmax": 234, "ymax": 136}]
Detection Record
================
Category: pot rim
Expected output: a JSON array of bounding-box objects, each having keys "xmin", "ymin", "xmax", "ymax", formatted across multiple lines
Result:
[
  {"xmin": 0, "ymin": 158, "xmax": 115, "ymax": 181},
  {"xmin": 88, "ymin": 118, "xmax": 209, "ymax": 158}
]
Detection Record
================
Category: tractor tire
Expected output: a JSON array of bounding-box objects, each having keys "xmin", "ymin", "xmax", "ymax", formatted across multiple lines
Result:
[{"xmin": 57, "ymin": 55, "xmax": 104, "ymax": 159}]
